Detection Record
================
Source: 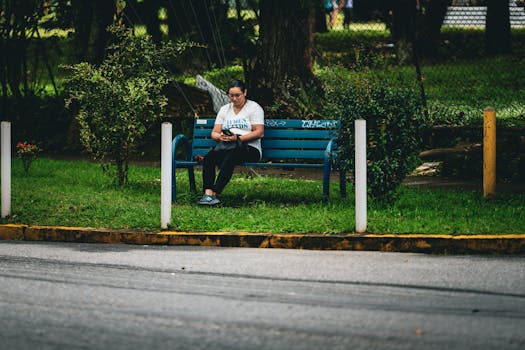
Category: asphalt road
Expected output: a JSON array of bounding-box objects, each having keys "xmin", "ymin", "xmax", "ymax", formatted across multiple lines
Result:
[{"xmin": 0, "ymin": 241, "xmax": 524, "ymax": 350}]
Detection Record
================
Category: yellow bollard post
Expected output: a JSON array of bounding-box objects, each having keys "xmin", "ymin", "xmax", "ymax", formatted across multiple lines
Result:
[{"xmin": 483, "ymin": 107, "xmax": 496, "ymax": 199}]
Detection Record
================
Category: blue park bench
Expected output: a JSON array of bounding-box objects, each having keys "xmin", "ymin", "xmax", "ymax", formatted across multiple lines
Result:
[{"xmin": 171, "ymin": 118, "xmax": 347, "ymax": 203}]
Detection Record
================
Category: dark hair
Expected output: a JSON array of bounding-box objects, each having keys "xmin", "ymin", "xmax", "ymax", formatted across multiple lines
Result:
[{"xmin": 227, "ymin": 79, "xmax": 246, "ymax": 93}]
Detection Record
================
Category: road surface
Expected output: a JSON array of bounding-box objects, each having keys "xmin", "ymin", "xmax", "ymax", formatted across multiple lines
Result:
[{"xmin": 0, "ymin": 241, "xmax": 524, "ymax": 349}]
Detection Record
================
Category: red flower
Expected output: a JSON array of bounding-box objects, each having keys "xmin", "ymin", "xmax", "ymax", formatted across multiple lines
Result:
[{"xmin": 16, "ymin": 141, "xmax": 40, "ymax": 174}]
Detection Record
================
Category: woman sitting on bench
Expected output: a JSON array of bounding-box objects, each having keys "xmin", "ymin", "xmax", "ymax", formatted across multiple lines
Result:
[{"xmin": 198, "ymin": 80, "xmax": 265, "ymax": 206}]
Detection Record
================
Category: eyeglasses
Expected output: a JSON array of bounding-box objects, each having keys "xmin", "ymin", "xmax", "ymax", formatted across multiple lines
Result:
[{"xmin": 228, "ymin": 93, "xmax": 243, "ymax": 99}]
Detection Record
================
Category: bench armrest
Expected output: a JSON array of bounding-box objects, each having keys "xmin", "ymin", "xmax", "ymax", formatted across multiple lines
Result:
[
  {"xmin": 325, "ymin": 137, "xmax": 343, "ymax": 168},
  {"xmin": 172, "ymin": 134, "xmax": 192, "ymax": 162},
  {"xmin": 325, "ymin": 138, "xmax": 337, "ymax": 158}
]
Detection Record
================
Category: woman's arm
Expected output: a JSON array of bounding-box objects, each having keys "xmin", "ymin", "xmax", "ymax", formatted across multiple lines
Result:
[
  {"xmin": 213, "ymin": 124, "xmax": 264, "ymax": 143},
  {"xmin": 211, "ymin": 124, "xmax": 226, "ymax": 142},
  {"xmin": 238, "ymin": 124, "xmax": 264, "ymax": 142}
]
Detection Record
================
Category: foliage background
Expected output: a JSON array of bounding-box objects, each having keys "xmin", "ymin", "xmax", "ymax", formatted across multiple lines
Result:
[{"xmin": 0, "ymin": 1, "xmax": 524, "ymax": 189}]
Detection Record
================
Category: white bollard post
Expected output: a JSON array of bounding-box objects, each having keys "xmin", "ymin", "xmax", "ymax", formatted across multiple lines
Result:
[
  {"xmin": 1, "ymin": 121, "xmax": 11, "ymax": 218},
  {"xmin": 160, "ymin": 122, "xmax": 172, "ymax": 229},
  {"xmin": 355, "ymin": 119, "xmax": 367, "ymax": 233}
]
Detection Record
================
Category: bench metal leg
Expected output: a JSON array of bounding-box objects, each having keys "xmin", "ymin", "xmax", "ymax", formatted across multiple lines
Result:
[
  {"xmin": 340, "ymin": 169, "xmax": 347, "ymax": 198},
  {"xmin": 172, "ymin": 165, "xmax": 177, "ymax": 202},
  {"xmin": 322, "ymin": 166, "xmax": 330, "ymax": 204},
  {"xmin": 188, "ymin": 167, "xmax": 196, "ymax": 193}
]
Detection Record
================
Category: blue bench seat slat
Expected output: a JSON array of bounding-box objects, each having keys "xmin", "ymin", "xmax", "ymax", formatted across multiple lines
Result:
[
  {"xmin": 244, "ymin": 162, "xmax": 324, "ymax": 168},
  {"xmin": 262, "ymin": 139, "xmax": 330, "ymax": 150},
  {"xmin": 193, "ymin": 129, "xmax": 214, "ymax": 137},
  {"xmin": 192, "ymin": 148, "xmax": 212, "ymax": 157},
  {"xmin": 262, "ymin": 149, "xmax": 326, "ymax": 159},
  {"xmin": 263, "ymin": 129, "xmax": 336, "ymax": 139},
  {"xmin": 193, "ymin": 139, "xmax": 331, "ymax": 150},
  {"xmin": 191, "ymin": 149, "xmax": 328, "ymax": 160},
  {"xmin": 177, "ymin": 160, "xmax": 325, "ymax": 169},
  {"xmin": 193, "ymin": 139, "xmax": 216, "ymax": 148}
]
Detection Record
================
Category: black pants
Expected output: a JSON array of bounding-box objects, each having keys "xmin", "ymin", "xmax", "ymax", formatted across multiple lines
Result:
[{"xmin": 202, "ymin": 146, "xmax": 260, "ymax": 194}]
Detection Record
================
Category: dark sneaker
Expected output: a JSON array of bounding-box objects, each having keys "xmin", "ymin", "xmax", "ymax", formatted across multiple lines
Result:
[{"xmin": 198, "ymin": 194, "xmax": 220, "ymax": 206}]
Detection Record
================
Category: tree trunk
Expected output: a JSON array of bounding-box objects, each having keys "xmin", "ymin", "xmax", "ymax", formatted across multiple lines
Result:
[
  {"xmin": 251, "ymin": 0, "xmax": 318, "ymax": 108},
  {"xmin": 486, "ymin": 0, "xmax": 511, "ymax": 55},
  {"xmin": 390, "ymin": 0, "xmax": 417, "ymax": 65},
  {"xmin": 416, "ymin": 0, "xmax": 450, "ymax": 58},
  {"xmin": 72, "ymin": 0, "xmax": 115, "ymax": 63},
  {"xmin": 116, "ymin": 155, "xmax": 129, "ymax": 186},
  {"xmin": 315, "ymin": 1, "xmax": 327, "ymax": 33},
  {"xmin": 143, "ymin": 0, "xmax": 162, "ymax": 43},
  {"xmin": 87, "ymin": 0, "xmax": 115, "ymax": 64},
  {"xmin": 71, "ymin": 0, "xmax": 92, "ymax": 61}
]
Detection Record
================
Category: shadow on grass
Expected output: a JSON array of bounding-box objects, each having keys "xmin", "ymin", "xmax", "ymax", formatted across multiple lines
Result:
[
  {"xmin": 175, "ymin": 191, "xmax": 349, "ymax": 207},
  {"xmin": 172, "ymin": 174, "xmax": 350, "ymax": 207}
]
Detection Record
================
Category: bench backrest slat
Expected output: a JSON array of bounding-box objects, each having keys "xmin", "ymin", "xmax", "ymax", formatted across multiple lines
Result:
[
  {"xmin": 262, "ymin": 149, "xmax": 327, "ymax": 159},
  {"xmin": 191, "ymin": 118, "xmax": 339, "ymax": 161}
]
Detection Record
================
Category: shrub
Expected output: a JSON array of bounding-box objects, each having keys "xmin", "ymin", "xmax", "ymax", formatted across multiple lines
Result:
[
  {"xmin": 2, "ymin": 93, "xmax": 76, "ymax": 152},
  {"xmin": 65, "ymin": 24, "xmax": 191, "ymax": 186},
  {"xmin": 322, "ymin": 68, "xmax": 428, "ymax": 198}
]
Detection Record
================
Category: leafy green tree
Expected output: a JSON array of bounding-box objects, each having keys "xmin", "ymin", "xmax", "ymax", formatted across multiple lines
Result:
[
  {"xmin": 65, "ymin": 24, "xmax": 189, "ymax": 185},
  {"xmin": 71, "ymin": 0, "xmax": 116, "ymax": 64}
]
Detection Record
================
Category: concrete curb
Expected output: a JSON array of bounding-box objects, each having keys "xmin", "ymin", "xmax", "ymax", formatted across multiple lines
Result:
[{"xmin": 1, "ymin": 224, "xmax": 524, "ymax": 254}]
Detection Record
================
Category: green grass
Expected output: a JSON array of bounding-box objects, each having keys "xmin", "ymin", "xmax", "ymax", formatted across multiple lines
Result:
[
  {"xmin": 3, "ymin": 158, "xmax": 525, "ymax": 234},
  {"xmin": 315, "ymin": 55, "xmax": 525, "ymax": 127},
  {"xmin": 385, "ymin": 56, "xmax": 525, "ymax": 126},
  {"xmin": 315, "ymin": 26, "xmax": 525, "ymax": 126}
]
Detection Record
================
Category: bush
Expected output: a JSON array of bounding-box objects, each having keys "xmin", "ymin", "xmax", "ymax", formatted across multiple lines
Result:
[
  {"xmin": 315, "ymin": 29, "xmax": 395, "ymax": 69},
  {"xmin": 322, "ymin": 68, "xmax": 428, "ymax": 198},
  {"xmin": 2, "ymin": 93, "xmax": 77, "ymax": 153},
  {"xmin": 65, "ymin": 24, "xmax": 191, "ymax": 185}
]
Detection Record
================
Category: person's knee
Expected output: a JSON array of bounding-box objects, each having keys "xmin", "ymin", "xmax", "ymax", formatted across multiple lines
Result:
[
  {"xmin": 223, "ymin": 150, "xmax": 244, "ymax": 165},
  {"xmin": 204, "ymin": 150, "xmax": 220, "ymax": 164}
]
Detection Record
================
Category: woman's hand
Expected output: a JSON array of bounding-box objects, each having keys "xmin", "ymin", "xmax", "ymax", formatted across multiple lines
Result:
[{"xmin": 219, "ymin": 132, "xmax": 237, "ymax": 142}]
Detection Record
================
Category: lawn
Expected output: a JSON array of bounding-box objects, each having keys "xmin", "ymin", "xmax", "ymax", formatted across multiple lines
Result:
[
  {"xmin": 3, "ymin": 158, "xmax": 525, "ymax": 234},
  {"xmin": 315, "ymin": 27, "xmax": 525, "ymax": 126}
]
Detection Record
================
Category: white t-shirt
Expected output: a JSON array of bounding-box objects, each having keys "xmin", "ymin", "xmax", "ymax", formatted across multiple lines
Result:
[{"xmin": 215, "ymin": 100, "xmax": 265, "ymax": 158}]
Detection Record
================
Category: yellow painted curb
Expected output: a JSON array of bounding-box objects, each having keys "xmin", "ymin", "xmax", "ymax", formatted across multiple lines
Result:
[
  {"xmin": 1, "ymin": 225, "xmax": 525, "ymax": 254},
  {"xmin": 0, "ymin": 224, "xmax": 26, "ymax": 240}
]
